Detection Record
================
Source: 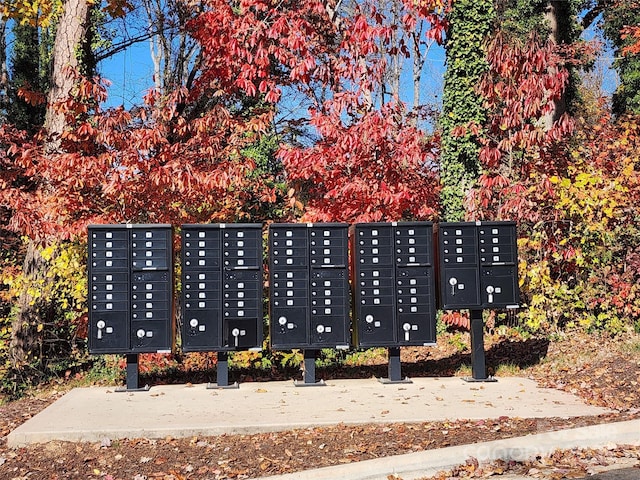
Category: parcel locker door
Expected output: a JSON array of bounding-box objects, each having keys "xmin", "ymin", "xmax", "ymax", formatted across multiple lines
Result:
[
  {"xmin": 395, "ymin": 267, "xmax": 437, "ymax": 345},
  {"xmin": 309, "ymin": 269, "xmax": 350, "ymax": 347},
  {"xmin": 90, "ymin": 312, "xmax": 130, "ymax": 353},
  {"xmin": 269, "ymin": 269, "xmax": 309, "ymax": 348},
  {"xmin": 353, "ymin": 267, "xmax": 395, "ymax": 347},
  {"xmin": 182, "ymin": 270, "xmax": 221, "ymax": 351},
  {"xmin": 223, "ymin": 318, "xmax": 261, "ymax": 349},
  {"xmin": 480, "ymin": 265, "xmax": 520, "ymax": 308},
  {"xmin": 130, "ymin": 320, "xmax": 172, "ymax": 352},
  {"xmin": 440, "ymin": 266, "xmax": 480, "ymax": 309}
]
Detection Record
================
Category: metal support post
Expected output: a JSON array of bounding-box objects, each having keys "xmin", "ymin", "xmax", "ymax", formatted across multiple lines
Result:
[
  {"xmin": 294, "ymin": 350, "xmax": 325, "ymax": 386},
  {"xmin": 464, "ymin": 310, "xmax": 497, "ymax": 382},
  {"xmin": 379, "ymin": 347, "xmax": 412, "ymax": 384},
  {"xmin": 116, "ymin": 354, "xmax": 150, "ymax": 392},
  {"xmin": 207, "ymin": 352, "xmax": 239, "ymax": 389}
]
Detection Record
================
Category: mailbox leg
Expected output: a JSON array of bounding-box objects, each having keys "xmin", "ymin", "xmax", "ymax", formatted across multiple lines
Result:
[
  {"xmin": 465, "ymin": 310, "xmax": 497, "ymax": 383},
  {"xmin": 379, "ymin": 347, "xmax": 412, "ymax": 384},
  {"xmin": 116, "ymin": 354, "xmax": 150, "ymax": 392},
  {"xmin": 294, "ymin": 350, "xmax": 326, "ymax": 386},
  {"xmin": 207, "ymin": 352, "xmax": 239, "ymax": 389}
]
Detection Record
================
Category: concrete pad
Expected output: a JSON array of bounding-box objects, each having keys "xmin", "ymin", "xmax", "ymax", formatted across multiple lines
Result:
[{"xmin": 7, "ymin": 376, "xmax": 610, "ymax": 448}]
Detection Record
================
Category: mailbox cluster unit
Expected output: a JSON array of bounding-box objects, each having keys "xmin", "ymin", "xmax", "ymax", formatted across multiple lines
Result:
[
  {"xmin": 88, "ymin": 224, "xmax": 174, "ymax": 354},
  {"xmin": 87, "ymin": 221, "xmax": 520, "ymax": 358},
  {"xmin": 181, "ymin": 224, "xmax": 263, "ymax": 352},
  {"xmin": 437, "ymin": 222, "xmax": 519, "ymax": 310},
  {"xmin": 268, "ymin": 223, "xmax": 351, "ymax": 349},
  {"xmin": 351, "ymin": 222, "xmax": 437, "ymax": 347}
]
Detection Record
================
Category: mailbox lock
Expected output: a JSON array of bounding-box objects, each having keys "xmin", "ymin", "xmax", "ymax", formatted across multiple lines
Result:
[
  {"xmin": 316, "ymin": 324, "xmax": 325, "ymax": 334},
  {"xmin": 449, "ymin": 277, "xmax": 458, "ymax": 296},
  {"xmin": 189, "ymin": 318, "xmax": 199, "ymax": 328},
  {"xmin": 96, "ymin": 320, "xmax": 106, "ymax": 340},
  {"xmin": 232, "ymin": 328, "xmax": 241, "ymax": 337},
  {"xmin": 136, "ymin": 329, "xmax": 146, "ymax": 339},
  {"xmin": 486, "ymin": 285, "xmax": 495, "ymax": 304},
  {"xmin": 365, "ymin": 314, "xmax": 374, "ymax": 323},
  {"xmin": 402, "ymin": 322, "xmax": 411, "ymax": 341},
  {"xmin": 278, "ymin": 316, "xmax": 287, "ymax": 326}
]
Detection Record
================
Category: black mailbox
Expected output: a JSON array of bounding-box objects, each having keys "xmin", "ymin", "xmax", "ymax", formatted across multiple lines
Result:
[
  {"xmin": 88, "ymin": 224, "xmax": 174, "ymax": 354},
  {"xmin": 269, "ymin": 223, "xmax": 350, "ymax": 349},
  {"xmin": 181, "ymin": 224, "xmax": 263, "ymax": 352},
  {"xmin": 351, "ymin": 222, "xmax": 437, "ymax": 348},
  {"xmin": 437, "ymin": 221, "xmax": 519, "ymax": 310}
]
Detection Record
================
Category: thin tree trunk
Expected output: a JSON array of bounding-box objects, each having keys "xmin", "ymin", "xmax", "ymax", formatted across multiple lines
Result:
[
  {"xmin": 44, "ymin": 0, "xmax": 90, "ymax": 142},
  {"xmin": 543, "ymin": 0, "xmax": 568, "ymax": 129},
  {"xmin": 9, "ymin": 243, "xmax": 50, "ymax": 370},
  {"xmin": 0, "ymin": 18, "xmax": 8, "ymax": 119}
]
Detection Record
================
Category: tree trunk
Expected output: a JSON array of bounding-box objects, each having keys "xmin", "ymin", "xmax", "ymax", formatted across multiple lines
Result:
[
  {"xmin": 0, "ymin": 18, "xmax": 8, "ymax": 120},
  {"xmin": 43, "ymin": 0, "xmax": 90, "ymax": 142},
  {"xmin": 11, "ymin": 0, "xmax": 90, "ymax": 371},
  {"xmin": 543, "ymin": 0, "xmax": 569, "ymax": 128},
  {"xmin": 9, "ymin": 242, "xmax": 51, "ymax": 370}
]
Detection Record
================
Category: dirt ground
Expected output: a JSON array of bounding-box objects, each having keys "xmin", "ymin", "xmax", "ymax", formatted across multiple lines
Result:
[{"xmin": 1, "ymin": 330, "xmax": 640, "ymax": 480}]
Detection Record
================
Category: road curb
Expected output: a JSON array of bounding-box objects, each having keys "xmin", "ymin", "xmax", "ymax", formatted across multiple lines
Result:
[{"xmin": 254, "ymin": 419, "xmax": 640, "ymax": 480}]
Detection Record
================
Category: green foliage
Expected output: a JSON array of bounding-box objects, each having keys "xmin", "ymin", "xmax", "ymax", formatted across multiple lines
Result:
[
  {"xmin": 439, "ymin": 0, "xmax": 494, "ymax": 221},
  {"xmin": 603, "ymin": 0, "xmax": 640, "ymax": 115}
]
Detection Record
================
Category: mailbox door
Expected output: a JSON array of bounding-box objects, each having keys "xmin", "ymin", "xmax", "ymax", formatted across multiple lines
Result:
[
  {"xmin": 270, "ymin": 225, "xmax": 309, "ymax": 268},
  {"xmin": 394, "ymin": 222, "xmax": 434, "ymax": 266},
  {"xmin": 183, "ymin": 227, "xmax": 221, "ymax": 270},
  {"xmin": 222, "ymin": 225, "xmax": 262, "ymax": 269},
  {"xmin": 309, "ymin": 225, "xmax": 349, "ymax": 267},
  {"xmin": 478, "ymin": 222, "xmax": 517, "ymax": 265},
  {"xmin": 131, "ymin": 228, "xmax": 172, "ymax": 271}
]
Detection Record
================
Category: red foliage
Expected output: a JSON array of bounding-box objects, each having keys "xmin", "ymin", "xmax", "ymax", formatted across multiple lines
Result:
[{"xmin": 280, "ymin": 102, "xmax": 440, "ymax": 223}]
